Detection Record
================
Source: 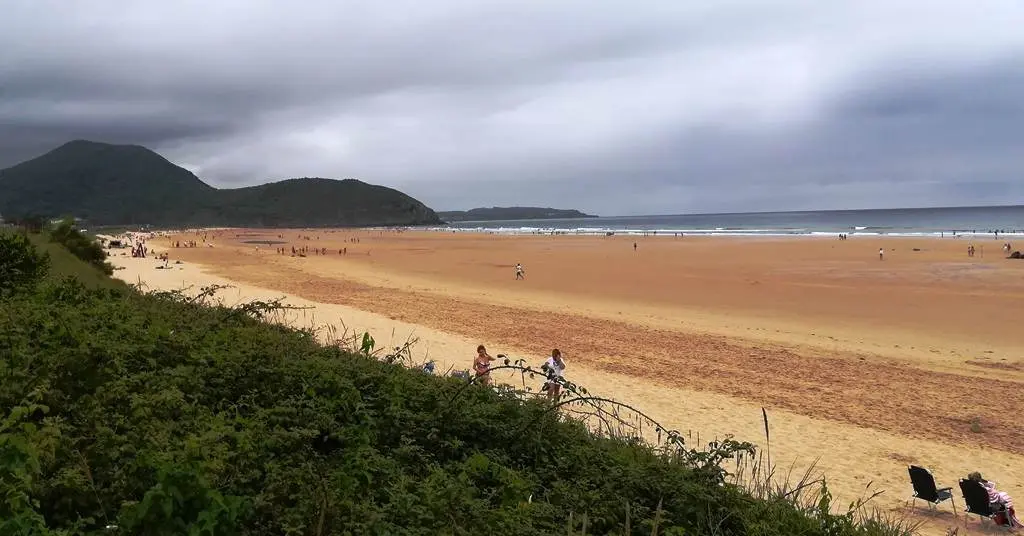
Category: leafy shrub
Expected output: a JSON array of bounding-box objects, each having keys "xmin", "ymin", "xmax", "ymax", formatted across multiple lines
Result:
[
  {"xmin": 0, "ymin": 230, "xmax": 50, "ymax": 296},
  {"xmin": 0, "ymin": 396, "xmax": 62, "ymax": 536},
  {"xmin": 47, "ymin": 219, "xmax": 112, "ymax": 275},
  {"xmin": 0, "ymin": 265, "xmax": 914, "ymax": 535}
]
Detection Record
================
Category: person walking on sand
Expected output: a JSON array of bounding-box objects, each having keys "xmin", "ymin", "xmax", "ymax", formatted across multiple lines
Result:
[
  {"xmin": 541, "ymin": 349, "xmax": 566, "ymax": 400},
  {"xmin": 473, "ymin": 345, "xmax": 495, "ymax": 386},
  {"xmin": 515, "ymin": 263, "xmax": 525, "ymax": 280},
  {"xmin": 878, "ymin": 248, "xmax": 884, "ymax": 261},
  {"xmin": 633, "ymin": 242, "xmax": 637, "ymax": 252}
]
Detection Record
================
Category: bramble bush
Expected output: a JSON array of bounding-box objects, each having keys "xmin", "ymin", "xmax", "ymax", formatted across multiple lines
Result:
[
  {"xmin": 0, "ymin": 231, "xmax": 50, "ymax": 296},
  {"xmin": 48, "ymin": 219, "xmax": 112, "ymax": 275},
  {"xmin": 0, "ymin": 236, "xmax": 916, "ymax": 535}
]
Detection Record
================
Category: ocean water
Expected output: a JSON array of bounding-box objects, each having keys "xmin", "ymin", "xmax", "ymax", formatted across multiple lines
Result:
[{"xmin": 436, "ymin": 205, "xmax": 1024, "ymax": 237}]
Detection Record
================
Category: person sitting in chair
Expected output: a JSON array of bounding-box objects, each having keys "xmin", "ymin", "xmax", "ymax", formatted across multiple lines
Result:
[{"xmin": 968, "ymin": 472, "xmax": 1020, "ymax": 527}]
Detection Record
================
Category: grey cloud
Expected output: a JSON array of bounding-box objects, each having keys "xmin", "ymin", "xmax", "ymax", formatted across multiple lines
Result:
[
  {"xmin": 2, "ymin": 1, "xmax": 1024, "ymax": 214},
  {"xmin": 398, "ymin": 59, "xmax": 1024, "ymax": 215}
]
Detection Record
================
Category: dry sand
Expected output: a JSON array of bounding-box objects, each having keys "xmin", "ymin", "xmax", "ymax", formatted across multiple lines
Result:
[{"xmin": 112, "ymin": 229, "xmax": 1024, "ymax": 535}]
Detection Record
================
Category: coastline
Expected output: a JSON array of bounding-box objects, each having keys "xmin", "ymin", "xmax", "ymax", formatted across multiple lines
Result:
[
  {"xmin": 431, "ymin": 226, "xmax": 1024, "ymax": 238},
  {"xmin": 109, "ymin": 229, "xmax": 1024, "ymax": 535},
  {"xmin": 433, "ymin": 205, "xmax": 1024, "ymax": 237}
]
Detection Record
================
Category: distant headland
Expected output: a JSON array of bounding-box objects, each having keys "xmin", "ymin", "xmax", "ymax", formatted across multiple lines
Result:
[{"xmin": 438, "ymin": 207, "xmax": 597, "ymax": 222}]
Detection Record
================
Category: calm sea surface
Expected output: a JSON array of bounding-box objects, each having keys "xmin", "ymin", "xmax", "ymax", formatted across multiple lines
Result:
[{"xmin": 438, "ymin": 206, "xmax": 1024, "ymax": 237}]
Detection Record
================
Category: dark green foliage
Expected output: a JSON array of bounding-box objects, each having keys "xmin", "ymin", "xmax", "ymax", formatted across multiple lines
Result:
[
  {"xmin": 0, "ymin": 231, "xmax": 49, "ymax": 296},
  {"xmin": 0, "ymin": 252, "xmax": 912, "ymax": 535},
  {"xmin": 0, "ymin": 140, "xmax": 441, "ymax": 227},
  {"xmin": 47, "ymin": 220, "xmax": 113, "ymax": 275},
  {"xmin": 0, "ymin": 140, "xmax": 213, "ymax": 226},
  {"xmin": 20, "ymin": 233, "xmax": 126, "ymax": 290},
  {"xmin": 213, "ymin": 178, "xmax": 440, "ymax": 227},
  {"xmin": 439, "ymin": 207, "xmax": 597, "ymax": 222}
]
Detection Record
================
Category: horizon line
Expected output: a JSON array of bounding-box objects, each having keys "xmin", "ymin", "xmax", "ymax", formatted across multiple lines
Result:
[{"xmin": 589, "ymin": 203, "xmax": 1024, "ymax": 219}]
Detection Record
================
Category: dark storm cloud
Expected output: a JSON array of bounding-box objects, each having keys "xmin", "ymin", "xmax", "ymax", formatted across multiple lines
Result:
[{"xmin": 2, "ymin": 1, "xmax": 1024, "ymax": 214}]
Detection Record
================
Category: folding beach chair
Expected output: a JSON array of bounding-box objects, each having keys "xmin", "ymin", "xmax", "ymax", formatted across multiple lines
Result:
[
  {"xmin": 959, "ymin": 479, "xmax": 1011, "ymax": 528},
  {"xmin": 908, "ymin": 466, "xmax": 955, "ymax": 512}
]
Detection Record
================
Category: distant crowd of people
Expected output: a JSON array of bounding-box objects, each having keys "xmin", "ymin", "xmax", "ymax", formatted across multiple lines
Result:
[
  {"xmin": 826, "ymin": 235, "xmax": 1018, "ymax": 261},
  {"xmin": 273, "ymin": 245, "xmax": 351, "ymax": 256},
  {"xmin": 967, "ymin": 242, "xmax": 1013, "ymax": 257}
]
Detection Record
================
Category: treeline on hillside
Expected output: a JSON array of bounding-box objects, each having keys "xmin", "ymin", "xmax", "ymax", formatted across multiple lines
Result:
[
  {"xmin": 0, "ymin": 234, "xmax": 916, "ymax": 535},
  {"xmin": 0, "ymin": 140, "xmax": 441, "ymax": 227},
  {"xmin": 4, "ymin": 217, "xmax": 113, "ymax": 275},
  {"xmin": 48, "ymin": 219, "xmax": 113, "ymax": 275}
]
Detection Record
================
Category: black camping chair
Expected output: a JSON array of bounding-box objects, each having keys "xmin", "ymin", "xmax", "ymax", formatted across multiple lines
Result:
[
  {"xmin": 908, "ymin": 466, "xmax": 955, "ymax": 512},
  {"xmin": 959, "ymin": 479, "xmax": 1011, "ymax": 527}
]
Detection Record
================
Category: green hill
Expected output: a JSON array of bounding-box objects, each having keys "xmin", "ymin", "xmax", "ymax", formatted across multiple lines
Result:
[
  {"xmin": 439, "ymin": 207, "xmax": 597, "ymax": 222},
  {"xmin": 212, "ymin": 177, "xmax": 439, "ymax": 227},
  {"xmin": 0, "ymin": 232, "xmax": 915, "ymax": 535},
  {"xmin": 0, "ymin": 140, "xmax": 213, "ymax": 226},
  {"xmin": 0, "ymin": 140, "xmax": 441, "ymax": 228}
]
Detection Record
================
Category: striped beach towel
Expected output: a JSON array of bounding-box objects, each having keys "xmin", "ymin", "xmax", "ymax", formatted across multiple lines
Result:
[{"xmin": 984, "ymin": 482, "xmax": 1020, "ymax": 527}]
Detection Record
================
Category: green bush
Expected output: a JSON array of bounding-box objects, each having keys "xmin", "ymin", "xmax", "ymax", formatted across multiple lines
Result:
[
  {"xmin": 47, "ymin": 219, "xmax": 112, "ymax": 275},
  {"xmin": 0, "ymin": 231, "xmax": 50, "ymax": 296},
  {"xmin": 0, "ymin": 254, "xmax": 915, "ymax": 535}
]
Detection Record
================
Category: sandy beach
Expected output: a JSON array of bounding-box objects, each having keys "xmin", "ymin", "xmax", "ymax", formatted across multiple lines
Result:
[{"xmin": 112, "ymin": 229, "xmax": 1024, "ymax": 535}]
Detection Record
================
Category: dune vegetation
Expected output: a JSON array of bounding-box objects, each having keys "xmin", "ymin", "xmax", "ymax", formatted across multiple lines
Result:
[{"xmin": 0, "ymin": 227, "xmax": 918, "ymax": 535}]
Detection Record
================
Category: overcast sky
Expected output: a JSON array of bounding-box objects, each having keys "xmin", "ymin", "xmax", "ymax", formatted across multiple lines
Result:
[{"xmin": 2, "ymin": 1, "xmax": 1023, "ymax": 215}]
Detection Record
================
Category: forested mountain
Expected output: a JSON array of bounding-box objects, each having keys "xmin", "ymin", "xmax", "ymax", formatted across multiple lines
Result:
[{"xmin": 0, "ymin": 140, "xmax": 441, "ymax": 227}]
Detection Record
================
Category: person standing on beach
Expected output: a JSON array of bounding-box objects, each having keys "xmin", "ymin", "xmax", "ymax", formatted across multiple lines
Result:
[
  {"xmin": 542, "ymin": 349, "xmax": 566, "ymax": 400},
  {"xmin": 515, "ymin": 263, "xmax": 525, "ymax": 280},
  {"xmin": 633, "ymin": 242, "xmax": 637, "ymax": 252},
  {"xmin": 473, "ymin": 345, "xmax": 495, "ymax": 386},
  {"xmin": 878, "ymin": 248, "xmax": 884, "ymax": 260}
]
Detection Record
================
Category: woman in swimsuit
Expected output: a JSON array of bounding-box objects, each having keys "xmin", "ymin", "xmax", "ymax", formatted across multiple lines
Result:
[{"xmin": 473, "ymin": 345, "xmax": 495, "ymax": 386}]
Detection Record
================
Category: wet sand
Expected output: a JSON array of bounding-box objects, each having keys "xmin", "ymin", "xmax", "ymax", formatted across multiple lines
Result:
[{"xmin": 116, "ymin": 229, "xmax": 1024, "ymax": 535}]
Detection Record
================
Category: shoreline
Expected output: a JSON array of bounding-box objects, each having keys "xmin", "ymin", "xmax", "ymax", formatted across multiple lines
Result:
[
  {"xmin": 432, "ymin": 226, "xmax": 1024, "ymax": 238},
  {"xmin": 105, "ymin": 225, "xmax": 1024, "ymax": 239}
]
